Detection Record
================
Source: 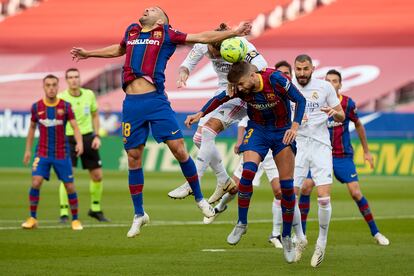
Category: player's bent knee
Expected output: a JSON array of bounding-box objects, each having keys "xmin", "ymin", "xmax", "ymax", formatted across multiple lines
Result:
[
  {"xmin": 204, "ymin": 119, "xmax": 223, "ymax": 134},
  {"xmin": 317, "ymin": 196, "xmax": 331, "ymax": 207}
]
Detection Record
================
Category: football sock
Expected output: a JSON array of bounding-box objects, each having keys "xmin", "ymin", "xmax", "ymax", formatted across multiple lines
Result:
[
  {"xmin": 238, "ymin": 161, "xmax": 257, "ymax": 224},
  {"xmin": 280, "ymin": 179, "xmax": 295, "ymax": 238},
  {"xmin": 193, "ymin": 131, "xmax": 229, "ymax": 184},
  {"xmin": 29, "ymin": 187, "xmax": 40, "ymax": 218},
  {"xmin": 90, "ymin": 180, "xmax": 103, "ymax": 212},
  {"xmin": 67, "ymin": 192, "xmax": 79, "ymax": 220},
  {"xmin": 293, "ymin": 199, "xmax": 306, "ymax": 240},
  {"xmin": 128, "ymin": 168, "xmax": 144, "ymax": 216},
  {"xmin": 216, "ymin": 192, "xmax": 236, "ymax": 212},
  {"xmin": 317, "ymin": 196, "xmax": 331, "ymax": 249},
  {"xmin": 299, "ymin": 194, "xmax": 311, "ymax": 234},
  {"xmin": 356, "ymin": 196, "xmax": 379, "ymax": 236},
  {"xmin": 179, "ymin": 157, "xmax": 203, "ymax": 202},
  {"xmin": 272, "ymin": 198, "xmax": 282, "ymax": 237},
  {"xmin": 59, "ymin": 182, "xmax": 69, "ymax": 216}
]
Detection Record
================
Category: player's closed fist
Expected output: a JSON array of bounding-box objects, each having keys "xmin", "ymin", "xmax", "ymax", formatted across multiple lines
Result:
[
  {"xmin": 70, "ymin": 47, "xmax": 89, "ymax": 61},
  {"xmin": 185, "ymin": 112, "xmax": 203, "ymax": 128}
]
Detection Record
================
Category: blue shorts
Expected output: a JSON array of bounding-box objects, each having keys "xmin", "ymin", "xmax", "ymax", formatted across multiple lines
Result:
[
  {"xmin": 239, "ymin": 121, "xmax": 296, "ymax": 160},
  {"xmin": 32, "ymin": 156, "xmax": 74, "ymax": 183},
  {"xmin": 333, "ymin": 156, "xmax": 358, "ymax": 183},
  {"xmin": 122, "ymin": 92, "xmax": 183, "ymax": 150}
]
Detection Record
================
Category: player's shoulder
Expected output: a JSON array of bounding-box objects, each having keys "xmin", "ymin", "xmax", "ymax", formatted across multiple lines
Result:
[
  {"xmin": 125, "ymin": 23, "xmax": 140, "ymax": 32},
  {"xmin": 342, "ymin": 95, "xmax": 356, "ymax": 107},
  {"xmin": 80, "ymin": 87, "xmax": 95, "ymax": 97}
]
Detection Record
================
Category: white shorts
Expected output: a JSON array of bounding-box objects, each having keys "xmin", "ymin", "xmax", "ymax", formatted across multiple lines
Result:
[
  {"xmin": 199, "ymin": 98, "xmax": 247, "ymax": 129},
  {"xmin": 234, "ymin": 151, "xmax": 279, "ymax": 187},
  {"xmin": 294, "ymin": 137, "xmax": 333, "ymax": 188}
]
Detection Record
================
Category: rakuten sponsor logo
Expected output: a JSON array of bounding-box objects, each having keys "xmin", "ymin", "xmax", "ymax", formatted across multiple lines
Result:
[
  {"xmin": 127, "ymin": 39, "xmax": 160, "ymax": 46},
  {"xmin": 0, "ymin": 109, "xmax": 34, "ymax": 137}
]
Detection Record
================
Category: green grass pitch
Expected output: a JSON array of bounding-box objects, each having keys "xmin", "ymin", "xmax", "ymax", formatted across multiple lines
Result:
[{"xmin": 0, "ymin": 169, "xmax": 413, "ymax": 275}]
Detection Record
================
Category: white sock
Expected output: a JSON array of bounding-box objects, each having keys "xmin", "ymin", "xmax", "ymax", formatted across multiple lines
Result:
[
  {"xmin": 216, "ymin": 192, "xmax": 236, "ymax": 212},
  {"xmin": 272, "ymin": 198, "xmax": 282, "ymax": 237},
  {"xmin": 317, "ymin": 196, "xmax": 332, "ymax": 249},
  {"xmin": 198, "ymin": 127, "xmax": 229, "ymax": 183},
  {"xmin": 193, "ymin": 132, "xmax": 202, "ymax": 149},
  {"xmin": 293, "ymin": 198, "xmax": 306, "ymax": 240}
]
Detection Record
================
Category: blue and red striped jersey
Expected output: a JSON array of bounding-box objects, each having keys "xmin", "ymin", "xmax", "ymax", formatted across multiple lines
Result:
[
  {"xmin": 201, "ymin": 68, "xmax": 306, "ymax": 129},
  {"xmin": 120, "ymin": 23, "xmax": 187, "ymax": 92},
  {"xmin": 329, "ymin": 95, "xmax": 359, "ymax": 157},
  {"xmin": 30, "ymin": 99, "xmax": 75, "ymax": 159}
]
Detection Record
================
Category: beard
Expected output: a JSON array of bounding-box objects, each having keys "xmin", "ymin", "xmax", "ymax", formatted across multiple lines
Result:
[{"xmin": 296, "ymin": 73, "xmax": 312, "ymax": 86}]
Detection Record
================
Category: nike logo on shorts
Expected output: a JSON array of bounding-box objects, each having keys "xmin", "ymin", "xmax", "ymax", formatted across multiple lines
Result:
[
  {"xmin": 351, "ymin": 173, "xmax": 357, "ymax": 178},
  {"xmin": 171, "ymin": 130, "xmax": 180, "ymax": 135}
]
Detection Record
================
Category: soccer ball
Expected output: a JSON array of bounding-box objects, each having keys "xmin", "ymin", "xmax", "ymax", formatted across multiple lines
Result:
[{"xmin": 220, "ymin": 38, "xmax": 248, "ymax": 63}]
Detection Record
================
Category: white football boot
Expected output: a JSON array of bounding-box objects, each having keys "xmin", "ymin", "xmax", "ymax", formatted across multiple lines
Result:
[
  {"xmin": 127, "ymin": 213, "xmax": 150, "ymax": 238},
  {"xmin": 374, "ymin": 232, "xmax": 390, "ymax": 246},
  {"xmin": 208, "ymin": 178, "xmax": 236, "ymax": 204},
  {"xmin": 310, "ymin": 244, "xmax": 325, "ymax": 267},
  {"xmin": 168, "ymin": 182, "xmax": 193, "ymax": 199}
]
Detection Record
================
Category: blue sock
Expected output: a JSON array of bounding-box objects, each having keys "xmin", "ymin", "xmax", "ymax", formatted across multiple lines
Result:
[
  {"xmin": 280, "ymin": 179, "xmax": 295, "ymax": 238},
  {"xmin": 67, "ymin": 192, "xmax": 79, "ymax": 220},
  {"xmin": 238, "ymin": 161, "xmax": 257, "ymax": 225},
  {"xmin": 129, "ymin": 168, "xmax": 144, "ymax": 216},
  {"xmin": 299, "ymin": 194, "xmax": 311, "ymax": 234},
  {"xmin": 29, "ymin": 188, "xmax": 40, "ymax": 218},
  {"xmin": 179, "ymin": 157, "xmax": 203, "ymax": 202},
  {"xmin": 356, "ymin": 196, "xmax": 379, "ymax": 236}
]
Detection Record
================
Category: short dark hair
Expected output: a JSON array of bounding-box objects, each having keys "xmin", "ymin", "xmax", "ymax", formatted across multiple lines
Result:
[
  {"xmin": 326, "ymin": 69, "xmax": 342, "ymax": 83},
  {"xmin": 227, "ymin": 61, "xmax": 253, "ymax": 83},
  {"xmin": 65, "ymin": 68, "xmax": 79, "ymax": 78},
  {"xmin": 275, "ymin": 60, "xmax": 292, "ymax": 74},
  {"xmin": 156, "ymin": 6, "xmax": 169, "ymax": 25},
  {"xmin": 43, "ymin": 74, "xmax": 59, "ymax": 83},
  {"xmin": 211, "ymin": 23, "xmax": 230, "ymax": 51},
  {"xmin": 295, "ymin": 54, "xmax": 313, "ymax": 64}
]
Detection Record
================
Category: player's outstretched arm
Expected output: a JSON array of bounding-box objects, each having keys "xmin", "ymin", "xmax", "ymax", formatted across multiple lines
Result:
[
  {"xmin": 355, "ymin": 119, "xmax": 374, "ymax": 169},
  {"xmin": 69, "ymin": 119, "xmax": 84, "ymax": 156},
  {"xmin": 71, "ymin": 44, "xmax": 126, "ymax": 61},
  {"xmin": 23, "ymin": 121, "xmax": 36, "ymax": 165},
  {"xmin": 185, "ymin": 91, "xmax": 232, "ymax": 128},
  {"xmin": 185, "ymin": 21, "xmax": 251, "ymax": 44}
]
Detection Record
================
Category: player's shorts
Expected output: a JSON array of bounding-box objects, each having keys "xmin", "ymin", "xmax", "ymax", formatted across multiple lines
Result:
[
  {"xmin": 122, "ymin": 92, "xmax": 183, "ymax": 150},
  {"xmin": 239, "ymin": 121, "xmax": 296, "ymax": 160},
  {"xmin": 199, "ymin": 97, "xmax": 247, "ymax": 129},
  {"xmin": 294, "ymin": 136, "xmax": 332, "ymax": 188},
  {"xmin": 68, "ymin": 133, "xmax": 102, "ymax": 170},
  {"xmin": 234, "ymin": 150, "xmax": 279, "ymax": 186},
  {"xmin": 333, "ymin": 156, "xmax": 359, "ymax": 184},
  {"xmin": 31, "ymin": 156, "xmax": 74, "ymax": 183}
]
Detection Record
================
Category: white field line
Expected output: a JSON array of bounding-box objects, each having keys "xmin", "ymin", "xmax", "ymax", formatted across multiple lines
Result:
[{"xmin": 0, "ymin": 215, "xmax": 413, "ymax": 231}]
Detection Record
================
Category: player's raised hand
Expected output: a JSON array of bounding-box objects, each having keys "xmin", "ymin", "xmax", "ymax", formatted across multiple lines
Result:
[
  {"xmin": 234, "ymin": 21, "xmax": 252, "ymax": 36},
  {"xmin": 364, "ymin": 152, "xmax": 375, "ymax": 170},
  {"xmin": 71, "ymin": 47, "xmax": 89, "ymax": 62},
  {"xmin": 234, "ymin": 141, "xmax": 242, "ymax": 154},
  {"xmin": 23, "ymin": 151, "xmax": 31, "ymax": 166},
  {"xmin": 75, "ymin": 143, "xmax": 84, "ymax": 157},
  {"xmin": 185, "ymin": 112, "xmax": 203, "ymax": 128},
  {"xmin": 227, "ymin": 83, "xmax": 237, "ymax": 97},
  {"xmin": 177, "ymin": 69, "xmax": 189, "ymax": 88},
  {"xmin": 321, "ymin": 106, "xmax": 337, "ymax": 117}
]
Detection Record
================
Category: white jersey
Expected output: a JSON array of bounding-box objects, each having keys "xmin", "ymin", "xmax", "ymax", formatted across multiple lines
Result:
[
  {"xmin": 292, "ymin": 78, "xmax": 340, "ymax": 146},
  {"xmin": 180, "ymin": 37, "xmax": 268, "ymax": 95}
]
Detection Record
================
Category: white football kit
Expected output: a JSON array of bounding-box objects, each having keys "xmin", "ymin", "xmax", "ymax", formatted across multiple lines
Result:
[
  {"xmin": 292, "ymin": 78, "xmax": 340, "ymax": 187},
  {"xmin": 233, "ymin": 116, "xmax": 279, "ymax": 186},
  {"xmin": 180, "ymin": 37, "xmax": 268, "ymax": 128}
]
